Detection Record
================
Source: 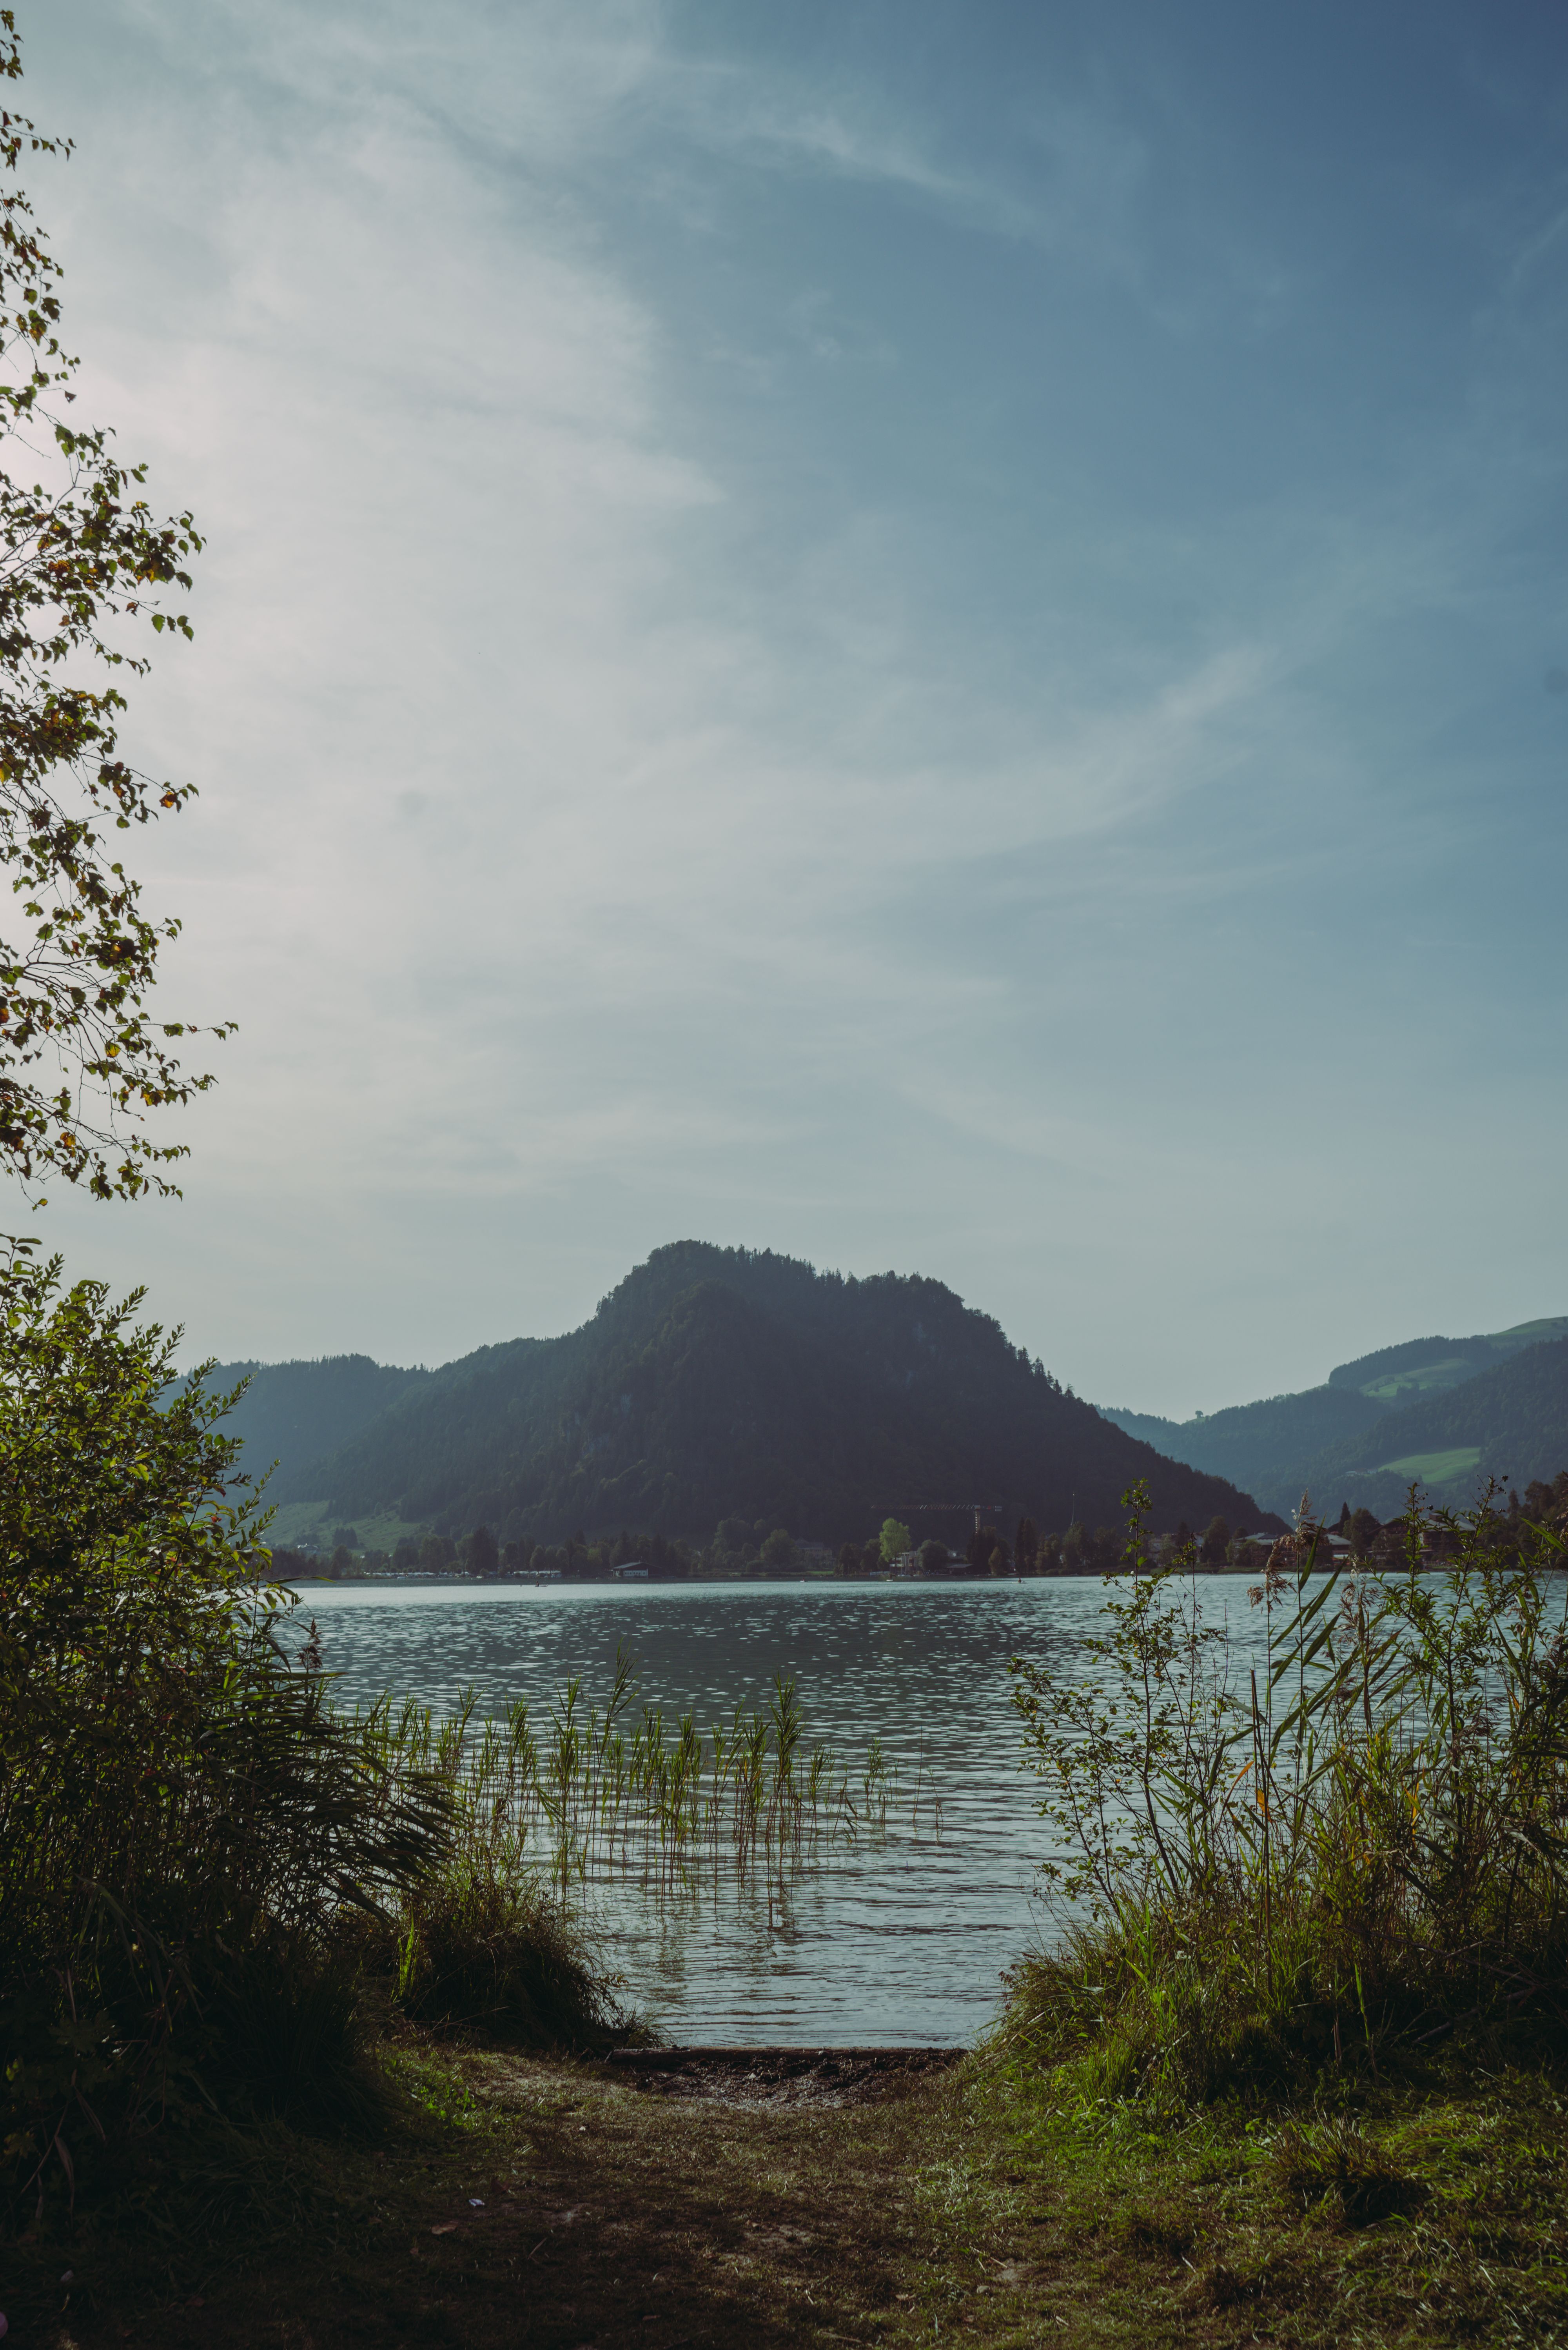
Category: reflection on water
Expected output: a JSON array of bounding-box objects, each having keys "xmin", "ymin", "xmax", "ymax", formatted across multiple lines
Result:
[{"xmin": 295, "ymin": 1578, "xmax": 1275, "ymax": 2047}]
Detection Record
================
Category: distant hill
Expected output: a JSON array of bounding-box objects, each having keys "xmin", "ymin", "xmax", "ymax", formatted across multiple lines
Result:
[
  {"xmin": 1102, "ymin": 1317, "xmax": 1568, "ymax": 1518},
  {"xmin": 1326, "ymin": 1319, "xmax": 1568, "ymax": 1403},
  {"xmin": 1294, "ymin": 1337, "xmax": 1568, "ymax": 1519},
  {"xmin": 256, "ymin": 1242, "xmax": 1280, "ymax": 1546},
  {"xmin": 201, "ymin": 1356, "xmax": 432, "ymax": 1494},
  {"xmin": 1103, "ymin": 1387, "xmax": 1387, "ymax": 1506}
]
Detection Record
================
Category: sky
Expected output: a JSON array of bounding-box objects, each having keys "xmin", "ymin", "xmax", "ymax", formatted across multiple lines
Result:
[{"xmin": 18, "ymin": 0, "xmax": 1568, "ymax": 1415}]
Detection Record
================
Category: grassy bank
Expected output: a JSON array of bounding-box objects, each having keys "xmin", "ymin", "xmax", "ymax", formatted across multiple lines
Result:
[
  {"xmin": 1008, "ymin": 1485, "xmax": 1568, "ymax": 2103},
  {"xmin": 6, "ymin": 2026, "xmax": 1568, "ymax": 2346}
]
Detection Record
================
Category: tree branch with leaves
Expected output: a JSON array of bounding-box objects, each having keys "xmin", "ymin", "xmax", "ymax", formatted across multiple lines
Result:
[{"xmin": 0, "ymin": 10, "xmax": 229, "ymax": 1202}]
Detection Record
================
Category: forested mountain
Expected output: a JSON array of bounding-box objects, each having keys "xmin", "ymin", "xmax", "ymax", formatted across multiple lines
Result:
[
  {"xmin": 1325, "ymin": 1320, "xmax": 1568, "ymax": 1401},
  {"xmin": 207, "ymin": 1260, "xmax": 1564, "ymax": 1545},
  {"xmin": 1101, "ymin": 1317, "xmax": 1568, "ymax": 1517},
  {"xmin": 1294, "ymin": 1337, "xmax": 1568, "ymax": 1520},
  {"xmin": 1104, "ymin": 1386, "xmax": 1387, "ymax": 1501},
  {"xmin": 258, "ymin": 1243, "xmax": 1278, "ymax": 1545},
  {"xmin": 202, "ymin": 1355, "xmax": 432, "ymax": 1493}
]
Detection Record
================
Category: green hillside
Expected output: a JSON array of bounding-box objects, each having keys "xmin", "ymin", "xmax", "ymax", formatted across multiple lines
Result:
[
  {"xmin": 1294, "ymin": 1338, "xmax": 1568, "ymax": 1517},
  {"xmin": 1377, "ymin": 1447, "xmax": 1483, "ymax": 1487},
  {"xmin": 269, "ymin": 1242, "xmax": 1280, "ymax": 1547},
  {"xmin": 1327, "ymin": 1318, "xmax": 1568, "ymax": 1403},
  {"xmin": 1103, "ymin": 1315, "xmax": 1568, "ymax": 1515}
]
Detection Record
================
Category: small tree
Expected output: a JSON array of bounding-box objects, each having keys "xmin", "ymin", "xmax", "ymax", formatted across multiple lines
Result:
[
  {"xmin": 879, "ymin": 1516, "xmax": 913, "ymax": 1565},
  {"xmin": 1347, "ymin": 1507, "xmax": 1380, "ymax": 1558},
  {"xmin": 836, "ymin": 1541, "xmax": 860, "ymax": 1576},
  {"xmin": 967, "ymin": 1522, "xmax": 1000, "ymax": 1571},
  {"xmin": 760, "ymin": 1527, "xmax": 796, "ymax": 1573},
  {"xmin": 462, "ymin": 1524, "xmax": 499, "ymax": 1578},
  {"xmin": 918, "ymin": 1538, "xmax": 947, "ymax": 1575},
  {"xmin": 1200, "ymin": 1515, "xmax": 1231, "ymax": 1566},
  {"xmin": 0, "ymin": 1246, "xmax": 450, "ymax": 2192},
  {"xmin": 1014, "ymin": 1516, "xmax": 1039, "ymax": 1573}
]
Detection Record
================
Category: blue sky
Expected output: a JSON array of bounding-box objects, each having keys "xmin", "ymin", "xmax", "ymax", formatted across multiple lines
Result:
[{"xmin": 24, "ymin": 0, "xmax": 1568, "ymax": 1413}]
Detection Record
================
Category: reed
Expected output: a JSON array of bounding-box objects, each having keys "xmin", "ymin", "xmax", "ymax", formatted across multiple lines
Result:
[
  {"xmin": 1005, "ymin": 1478, "xmax": 1568, "ymax": 2108},
  {"xmin": 363, "ymin": 1648, "xmax": 884, "ymax": 1901}
]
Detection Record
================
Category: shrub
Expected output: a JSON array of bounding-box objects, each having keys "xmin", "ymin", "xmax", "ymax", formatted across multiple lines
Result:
[
  {"xmin": 195, "ymin": 1940, "xmax": 393, "ymax": 2135},
  {"xmin": 391, "ymin": 1868, "xmax": 612, "ymax": 2047},
  {"xmin": 1006, "ymin": 1479, "xmax": 1568, "ymax": 2109},
  {"xmin": 0, "ymin": 1247, "xmax": 453, "ymax": 2214}
]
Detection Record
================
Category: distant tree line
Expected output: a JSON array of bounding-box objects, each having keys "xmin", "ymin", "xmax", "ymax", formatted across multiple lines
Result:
[
  {"xmin": 266, "ymin": 1472, "xmax": 1568, "ymax": 1586},
  {"xmin": 274, "ymin": 1519, "xmax": 824, "ymax": 1583}
]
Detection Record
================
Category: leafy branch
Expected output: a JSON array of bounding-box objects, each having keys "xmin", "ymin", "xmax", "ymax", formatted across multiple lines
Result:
[{"xmin": 0, "ymin": 11, "xmax": 230, "ymax": 1201}]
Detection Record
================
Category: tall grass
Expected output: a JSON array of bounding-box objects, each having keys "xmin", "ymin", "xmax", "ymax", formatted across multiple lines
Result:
[
  {"xmin": 361, "ymin": 1647, "xmax": 895, "ymax": 1901},
  {"xmin": 1006, "ymin": 1479, "xmax": 1568, "ymax": 2108}
]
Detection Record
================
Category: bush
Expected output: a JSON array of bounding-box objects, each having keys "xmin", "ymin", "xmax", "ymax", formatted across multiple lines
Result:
[
  {"xmin": 1006, "ymin": 1480, "xmax": 1568, "ymax": 2111},
  {"xmin": 391, "ymin": 1868, "xmax": 613, "ymax": 2047},
  {"xmin": 0, "ymin": 1248, "xmax": 454, "ymax": 2216}
]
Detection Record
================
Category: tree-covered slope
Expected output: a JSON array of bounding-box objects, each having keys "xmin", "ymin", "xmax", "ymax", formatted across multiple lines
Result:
[
  {"xmin": 203, "ymin": 1355, "xmax": 432, "ymax": 1492},
  {"xmin": 1101, "ymin": 1386, "xmax": 1388, "ymax": 1499},
  {"xmin": 1296, "ymin": 1337, "xmax": 1568, "ymax": 1518},
  {"xmin": 274, "ymin": 1242, "xmax": 1281, "ymax": 1544},
  {"xmin": 1102, "ymin": 1316, "xmax": 1568, "ymax": 1515},
  {"xmin": 1326, "ymin": 1318, "xmax": 1568, "ymax": 1403}
]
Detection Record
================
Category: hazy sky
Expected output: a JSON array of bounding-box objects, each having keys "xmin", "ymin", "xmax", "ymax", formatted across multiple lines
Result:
[{"xmin": 22, "ymin": 1, "xmax": 1568, "ymax": 1414}]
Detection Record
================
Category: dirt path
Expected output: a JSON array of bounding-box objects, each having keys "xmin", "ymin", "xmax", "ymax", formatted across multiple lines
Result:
[
  {"xmin": 67, "ymin": 2046, "xmax": 1016, "ymax": 2350},
  {"xmin": 419, "ymin": 2046, "xmax": 967, "ymax": 2347}
]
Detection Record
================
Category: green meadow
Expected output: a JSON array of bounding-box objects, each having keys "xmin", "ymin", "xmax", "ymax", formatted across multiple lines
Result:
[{"xmin": 1375, "ymin": 1446, "xmax": 1483, "ymax": 1486}]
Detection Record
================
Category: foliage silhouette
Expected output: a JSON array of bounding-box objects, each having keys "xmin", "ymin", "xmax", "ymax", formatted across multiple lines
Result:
[{"xmin": 0, "ymin": 15, "xmax": 230, "ymax": 1198}]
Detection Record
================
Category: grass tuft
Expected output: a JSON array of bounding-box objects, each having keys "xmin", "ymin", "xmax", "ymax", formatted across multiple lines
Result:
[
  {"xmin": 388, "ymin": 1865, "xmax": 617, "ymax": 2049},
  {"xmin": 1269, "ymin": 2109, "xmax": 1422, "ymax": 2225}
]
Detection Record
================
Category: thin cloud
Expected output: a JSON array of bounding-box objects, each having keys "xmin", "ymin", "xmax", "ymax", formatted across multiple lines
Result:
[{"xmin": 20, "ymin": 0, "xmax": 1568, "ymax": 1416}]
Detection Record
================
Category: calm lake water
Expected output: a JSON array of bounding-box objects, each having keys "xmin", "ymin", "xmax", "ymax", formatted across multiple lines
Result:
[{"xmin": 294, "ymin": 1577, "xmax": 1280, "ymax": 2049}]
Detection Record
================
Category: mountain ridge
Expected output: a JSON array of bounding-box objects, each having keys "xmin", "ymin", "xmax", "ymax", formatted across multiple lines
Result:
[
  {"xmin": 207, "ymin": 1256, "xmax": 1567, "ymax": 1544},
  {"xmin": 207, "ymin": 1242, "xmax": 1280, "ymax": 1545},
  {"xmin": 1292, "ymin": 1337, "xmax": 1568, "ymax": 1519},
  {"xmin": 1101, "ymin": 1316, "xmax": 1568, "ymax": 1516}
]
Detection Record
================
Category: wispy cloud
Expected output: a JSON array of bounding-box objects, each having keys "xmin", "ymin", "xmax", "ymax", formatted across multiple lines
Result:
[{"xmin": 22, "ymin": 0, "xmax": 1568, "ymax": 1411}]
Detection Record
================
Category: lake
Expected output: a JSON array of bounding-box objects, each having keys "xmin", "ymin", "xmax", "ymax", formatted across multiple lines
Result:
[{"xmin": 293, "ymin": 1576, "xmax": 1280, "ymax": 2049}]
